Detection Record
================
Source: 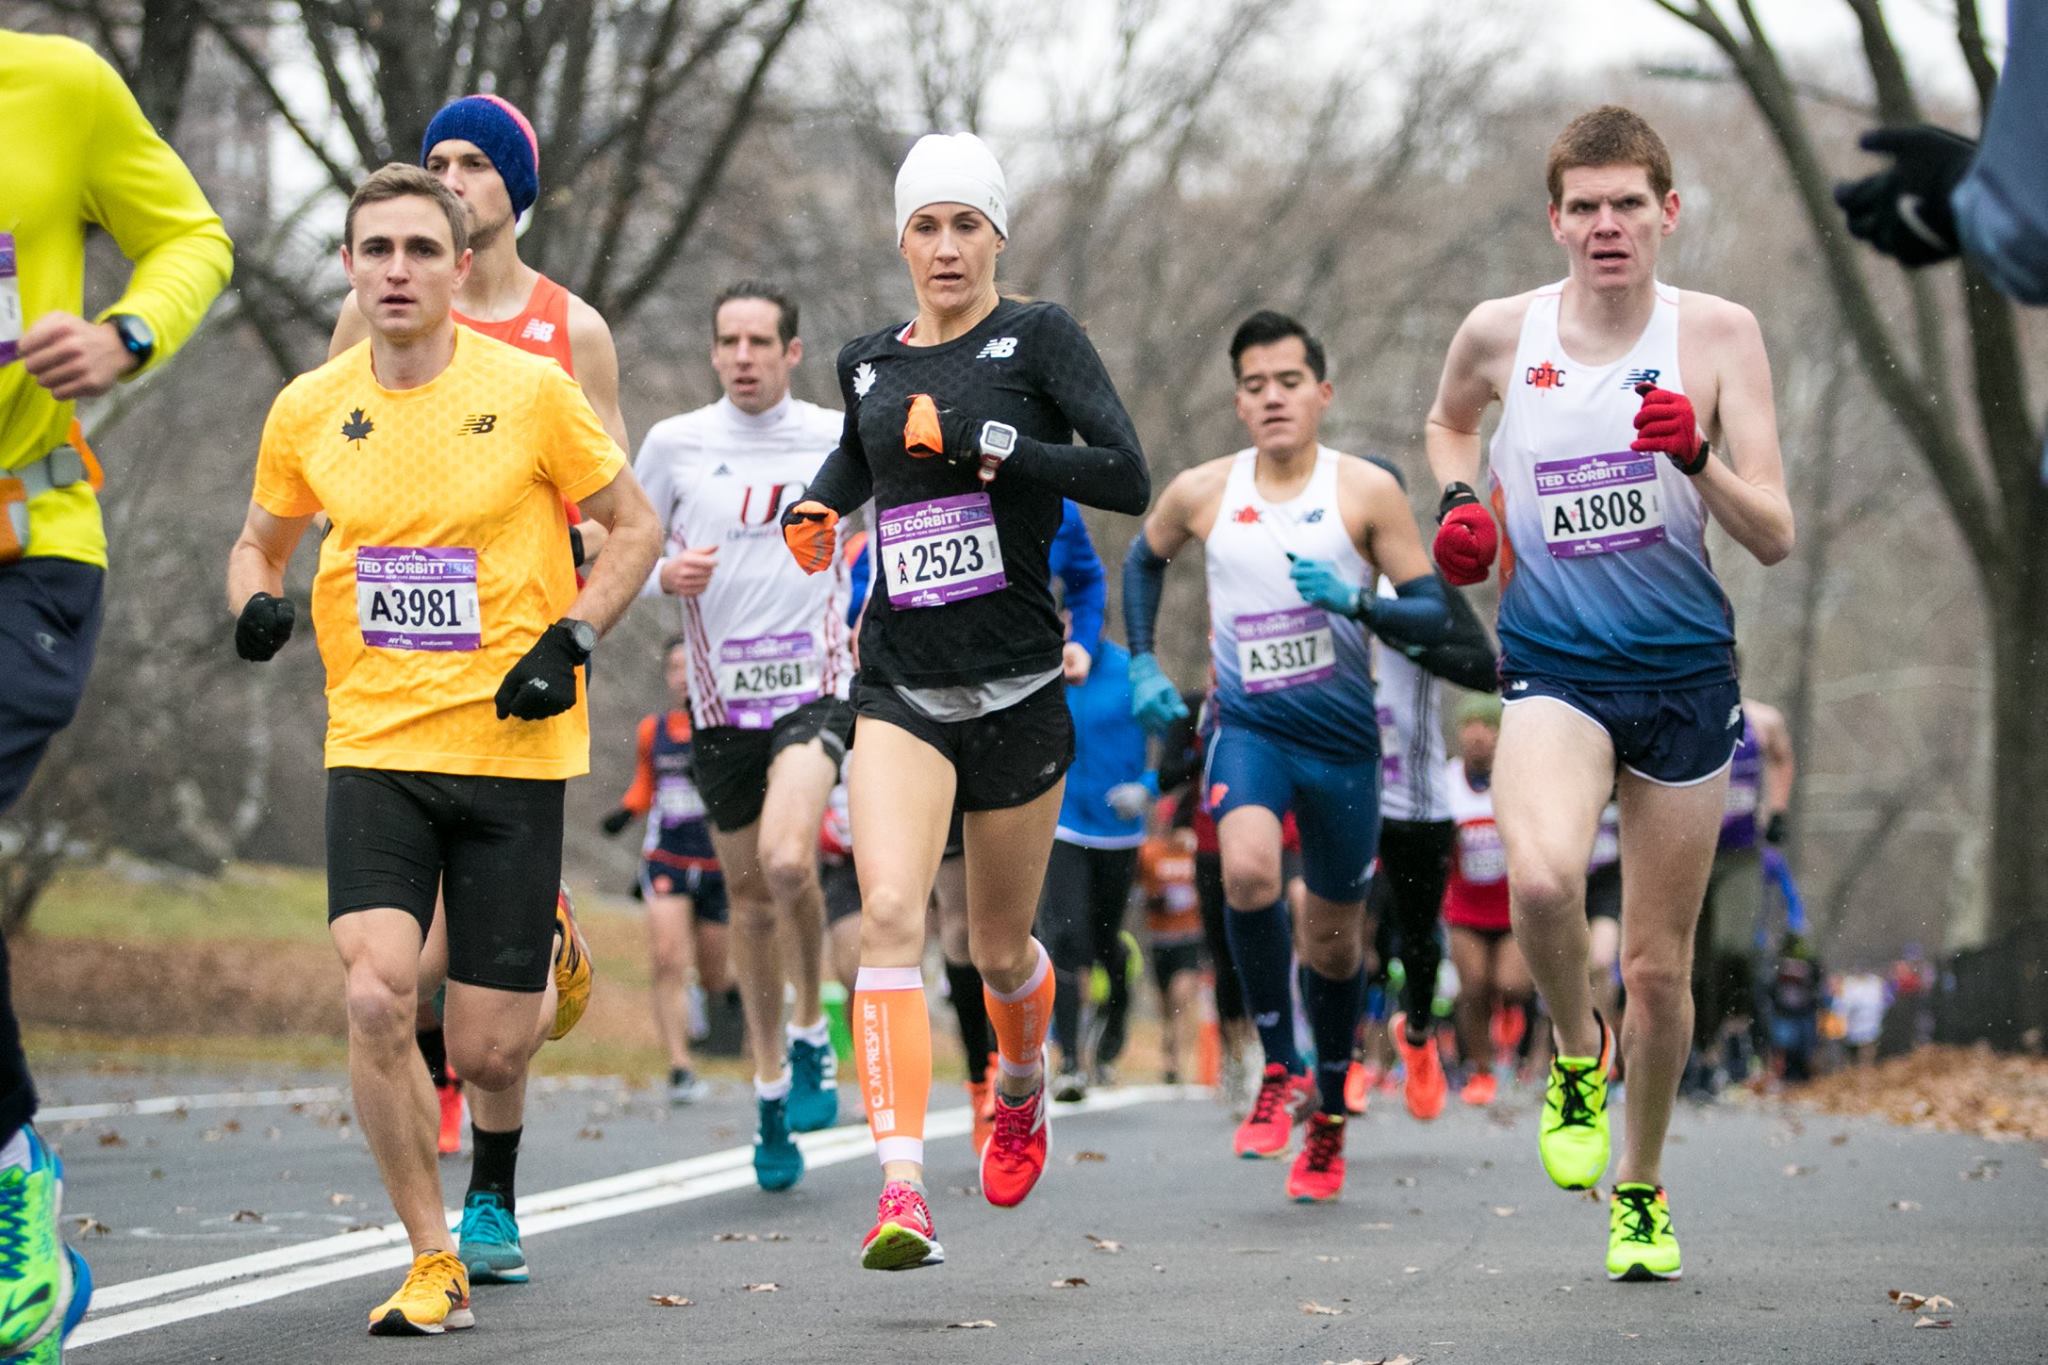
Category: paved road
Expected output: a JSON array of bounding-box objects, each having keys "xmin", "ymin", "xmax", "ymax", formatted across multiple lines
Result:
[{"xmin": 40, "ymin": 1066, "xmax": 2048, "ymax": 1363}]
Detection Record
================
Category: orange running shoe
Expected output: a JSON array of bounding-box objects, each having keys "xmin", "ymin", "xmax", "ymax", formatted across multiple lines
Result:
[
  {"xmin": 1460, "ymin": 1071, "xmax": 1499, "ymax": 1106},
  {"xmin": 1286, "ymin": 1112, "xmax": 1347, "ymax": 1202},
  {"xmin": 1492, "ymin": 1001, "xmax": 1526, "ymax": 1057},
  {"xmin": 980, "ymin": 1079, "xmax": 1050, "ymax": 1208},
  {"xmin": 860, "ymin": 1181, "xmax": 944, "ymax": 1271},
  {"xmin": 435, "ymin": 1078, "xmax": 465, "ymax": 1156},
  {"xmin": 1233, "ymin": 1064, "xmax": 1313, "ymax": 1159},
  {"xmin": 966, "ymin": 1076, "xmax": 995, "ymax": 1155},
  {"xmin": 1393, "ymin": 1013, "xmax": 1447, "ymax": 1121},
  {"xmin": 1342, "ymin": 1061, "xmax": 1372, "ymax": 1117}
]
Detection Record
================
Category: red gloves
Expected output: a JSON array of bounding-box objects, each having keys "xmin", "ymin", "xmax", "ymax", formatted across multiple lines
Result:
[
  {"xmin": 1433, "ymin": 484, "xmax": 1498, "ymax": 586},
  {"xmin": 780, "ymin": 500, "xmax": 839, "ymax": 575},
  {"xmin": 1631, "ymin": 382, "xmax": 1710, "ymax": 476}
]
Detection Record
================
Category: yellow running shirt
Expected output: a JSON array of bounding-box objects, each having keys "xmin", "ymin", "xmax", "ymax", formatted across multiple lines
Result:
[{"xmin": 251, "ymin": 328, "xmax": 623, "ymax": 779}]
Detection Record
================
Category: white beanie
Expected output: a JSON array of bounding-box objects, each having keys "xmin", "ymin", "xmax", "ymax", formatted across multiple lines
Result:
[{"xmin": 894, "ymin": 132, "xmax": 1009, "ymax": 242}]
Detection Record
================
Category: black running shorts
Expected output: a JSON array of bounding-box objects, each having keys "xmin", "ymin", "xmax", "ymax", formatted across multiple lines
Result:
[
  {"xmin": 822, "ymin": 858, "xmax": 862, "ymax": 925},
  {"xmin": 853, "ymin": 675, "xmax": 1073, "ymax": 812},
  {"xmin": 325, "ymin": 768, "xmax": 564, "ymax": 992},
  {"xmin": 692, "ymin": 696, "xmax": 853, "ymax": 833}
]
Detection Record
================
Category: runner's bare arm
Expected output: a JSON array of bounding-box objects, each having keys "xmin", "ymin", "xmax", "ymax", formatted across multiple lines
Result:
[
  {"xmin": 1140, "ymin": 462, "xmax": 1225, "ymax": 560},
  {"xmin": 328, "ymin": 290, "xmax": 370, "ymax": 359},
  {"xmin": 1354, "ymin": 462, "xmax": 1434, "ymax": 585},
  {"xmin": 225, "ymin": 502, "xmax": 314, "ymax": 613},
  {"xmin": 1424, "ymin": 299, "xmax": 1517, "ymax": 491},
  {"xmin": 1690, "ymin": 302, "xmax": 1794, "ymax": 565},
  {"xmin": 566, "ymin": 298, "xmax": 628, "ymax": 564},
  {"xmin": 567, "ymin": 468, "xmax": 661, "ymax": 636},
  {"xmin": 1750, "ymin": 699, "xmax": 1795, "ymax": 821}
]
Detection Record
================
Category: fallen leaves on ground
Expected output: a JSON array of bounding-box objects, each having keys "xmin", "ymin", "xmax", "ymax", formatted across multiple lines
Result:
[
  {"xmin": 944, "ymin": 1320, "xmax": 996, "ymax": 1330},
  {"xmin": 713, "ymin": 1231, "xmax": 789, "ymax": 1243},
  {"xmin": 1782, "ymin": 1164, "xmax": 1815, "ymax": 1177},
  {"xmin": 95, "ymin": 1131, "xmax": 123, "ymax": 1148},
  {"xmin": 741, "ymin": 1282, "xmax": 779, "ymax": 1293},
  {"xmin": 1051, "ymin": 1276, "xmax": 1088, "ymax": 1288},
  {"xmin": 1300, "ymin": 1301, "xmax": 1344, "ymax": 1316},
  {"xmin": 1914, "ymin": 1316, "xmax": 1955, "ymax": 1329},
  {"xmin": 1069, "ymin": 1150, "xmax": 1107, "ymax": 1163},
  {"xmin": 326, "ymin": 1193, "xmax": 352, "ymax": 1206},
  {"xmin": 1890, "ymin": 1200, "xmax": 1922, "ymax": 1211},
  {"xmin": 1796, "ymin": 1045, "xmax": 2048, "ymax": 1142},
  {"xmin": 230, "ymin": 1209, "xmax": 263, "ymax": 1223},
  {"xmin": 1085, "ymin": 1234, "xmax": 1123, "ymax": 1253},
  {"xmin": 72, "ymin": 1217, "xmax": 109, "ymax": 1236},
  {"xmin": 577, "ymin": 1126, "xmax": 605, "ymax": 1141},
  {"xmin": 1889, "ymin": 1290, "xmax": 1955, "ymax": 1312},
  {"xmin": 649, "ymin": 1295, "xmax": 694, "ymax": 1308},
  {"xmin": 1491, "ymin": 1206, "xmax": 1516, "ymax": 1217},
  {"xmin": 1322, "ymin": 1357, "xmax": 1414, "ymax": 1365}
]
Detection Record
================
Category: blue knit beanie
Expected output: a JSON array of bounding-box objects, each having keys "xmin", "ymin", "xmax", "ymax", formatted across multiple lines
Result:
[{"xmin": 421, "ymin": 94, "xmax": 539, "ymax": 219}]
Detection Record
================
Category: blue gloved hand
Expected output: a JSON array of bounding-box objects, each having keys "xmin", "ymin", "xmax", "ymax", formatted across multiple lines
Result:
[
  {"xmin": 1288, "ymin": 556, "xmax": 1361, "ymax": 617},
  {"xmin": 1129, "ymin": 651, "xmax": 1188, "ymax": 734}
]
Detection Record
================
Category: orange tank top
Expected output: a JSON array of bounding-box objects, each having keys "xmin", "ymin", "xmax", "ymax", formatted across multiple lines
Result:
[{"xmin": 453, "ymin": 273, "xmax": 576, "ymax": 377}]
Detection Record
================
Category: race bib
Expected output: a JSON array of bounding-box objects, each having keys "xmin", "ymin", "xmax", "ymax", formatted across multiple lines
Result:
[
  {"xmin": 1234, "ymin": 606, "xmax": 1335, "ymax": 694},
  {"xmin": 876, "ymin": 493, "xmax": 1006, "ymax": 609},
  {"xmin": 1534, "ymin": 452, "xmax": 1666, "ymax": 558},
  {"xmin": 0, "ymin": 235, "xmax": 21, "ymax": 366},
  {"xmin": 718, "ymin": 632, "xmax": 822, "ymax": 730},
  {"xmin": 1377, "ymin": 703, "xmax": 1402, "ymax": 788},
  {"xmin": 356, "ymin": 547, "xmax": 480, "ymax": 651},
  {"xmin": 655, "ymin": 776, "xmax": 706, "ymax": 826},
  {"xmin": 1459, "ymin": 820, "xmax": 1507, "ymax": 884}
]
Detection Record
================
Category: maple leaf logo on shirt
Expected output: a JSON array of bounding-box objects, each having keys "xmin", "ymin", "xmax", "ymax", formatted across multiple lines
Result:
[
  {"xmin": 341, "ymin": 408, "xmax": 374, "ymax": 445},
  {"xmin": 1232, "ymin": 505, "xmax": 1261, "ymax": 525},
  {"xmin": 852, "ymin": 362, "xmax": 877, "ymax": 401}
]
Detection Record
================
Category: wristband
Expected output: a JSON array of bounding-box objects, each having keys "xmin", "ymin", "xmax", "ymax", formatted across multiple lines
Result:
[
  {"xmin": 569, "ymin": 525, "xmax": 587, "ymax": 568},
  {"xmin": 1438, "ymin": 481, "xmax": 1480, "ymax": 521}
]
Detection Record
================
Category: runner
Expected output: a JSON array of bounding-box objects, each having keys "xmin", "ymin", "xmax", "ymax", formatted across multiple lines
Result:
[
  {"xmin": 599, "ymin": 638, "xmax": 731, "ymax": 1105},
  {"xmin": 775, "ymin": 131, "xmax": 1149, "ymax": 1268},
  {"xmin": 1585, "ymin": 799, "xmax": 1624, "ymax": 1041},
  {"xmin": 328, "ymin": 93, "xmax": 634, "ymax": 1279},
  {"xmin": 226, "ymin": 164, "xmax": 659, "ymax": 1334},
  {"xmin": 1422, "ymin": 105, "xmax": 1794, "ymax": 1280},
  {"xmin": 635, "ymin": 280, "xmax": 852, "ymax": 1191},
  {"xmin": 1439, "ymin": 697, "xmax": 1529, "ymax": 1106},
  {"xmin": 1125, "ymin": 310, "xmax": 1450, "ymax": 1203},
  {"xmin": 1, "ymin": 30, "xmax": 233, "ymax": 1361},
  {"xmin": 1138, "ymin": 803, "xmax": 1205, "ymax": 1085},
  {"xmin": 1685, "ymin": 693, "xmax": 1793, "ymax": 1093}
]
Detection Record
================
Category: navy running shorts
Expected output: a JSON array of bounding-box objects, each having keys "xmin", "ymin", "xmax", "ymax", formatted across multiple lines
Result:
[
  {"xmin": 1502, "ymin": 674, "xmax": 1742, "ymax": 786},
  {"xmin": 1202, "ymin": 724, "xmax": 1378, "ymax": 903}
]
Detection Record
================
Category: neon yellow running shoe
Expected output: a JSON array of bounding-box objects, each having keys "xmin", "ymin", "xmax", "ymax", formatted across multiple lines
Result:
[
  {"xmin": 1607, "ymin": 1183, "xmax": 1682, "ymax": 1281},
  {"xmin": 1538, "ymin": 1013, "xmax": 1612, "ymax": 1190}
]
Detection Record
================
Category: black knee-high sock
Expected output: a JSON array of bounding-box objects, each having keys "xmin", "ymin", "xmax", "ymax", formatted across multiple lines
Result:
[
  {"xmin": 944, "ymin": 961, "xmax": 993, "ymax": 1083},
  {"xmin": 417, "ymin": 1027, "xmax": 450, "ymax": 1089},
  {"xmin": 1050, "ymin": 967, "xmax": 1083, "ymax": 1067},
  {"xmin": 468, "ymin": 1125, "xmax": 522, "ymax": 1211},
  {"xmin": 1302, "ymin": 967, "xmax": 1366, "ymax": 1115},
  {"xmin": 1225, "ymin": 899, "xmax": 1302, "ymax": 1074}
]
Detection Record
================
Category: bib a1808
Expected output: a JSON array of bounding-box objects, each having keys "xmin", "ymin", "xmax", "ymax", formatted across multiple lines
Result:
[
  {"xmin": 356, "ymin": 547, "xmax": 481, "ymax": 651},
  {"xmin": 1533, "ymin": 452, "xmax": 1665, "ymax": 558},
  {"xmin": 876, "ymin": 492, "xmax": 1006, "ymax": 609}
]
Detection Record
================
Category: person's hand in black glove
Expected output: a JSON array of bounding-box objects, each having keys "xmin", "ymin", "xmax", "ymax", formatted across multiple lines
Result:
[
  {"xmin": 1832, "ymin": 125, "xmax": 1976, "ymax": 268},
  {"xmin": 235, "ymin": 592, "xmax": 295, "ymax": 662},
  {"xmin": 1764, "ymin": 811, "xmax": 1788, "ymax": 846},
  {"xmin": 495, "ymin": 622, "xmax": 586, "ymax": 721},
  {"xmin": 601, "ymin": 807, "xmax": 634, "ymax": 836}
]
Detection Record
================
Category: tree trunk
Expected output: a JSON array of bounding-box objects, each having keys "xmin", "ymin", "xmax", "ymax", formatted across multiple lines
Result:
[{"xmin": 1985, "ymin": 499, "xmax": 2048, "ymax": 946}]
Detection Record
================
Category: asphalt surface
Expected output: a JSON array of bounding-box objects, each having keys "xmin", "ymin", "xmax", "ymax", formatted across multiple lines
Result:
[{"xmin": 39, "ymin": 1065, "xmax": 2048, "ymax": 1364}]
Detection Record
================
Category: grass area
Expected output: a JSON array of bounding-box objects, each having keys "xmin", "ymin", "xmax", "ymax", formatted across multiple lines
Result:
[{"xmin": 29, "ymin": 862, "xmax": 334, "ymax": 946}]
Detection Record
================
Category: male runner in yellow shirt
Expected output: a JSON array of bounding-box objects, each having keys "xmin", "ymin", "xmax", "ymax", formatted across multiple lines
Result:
[
  {"xmin": 225, "ymin": 164, "xmax": 658, "ymax": 1336},
  {"xmin": 0, "ymin": 28, "xmax": 233, "ymax": 1361}
]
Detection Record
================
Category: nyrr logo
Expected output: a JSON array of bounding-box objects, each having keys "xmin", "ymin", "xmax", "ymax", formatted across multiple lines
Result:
[
  {"xmin": 458, "ymin": 413, "xmax": 497, "ymax": 435},
  {"xmin": 976, "ymin": 337, "xmax": 1018, "ymax": 360},
  {"xmin": 1525, "ymin": 361, "xmax": 1566, "ymax": 389},
  {"xmin": 519, "ymin": 318, "xmax": 557, "ymax": 344},
  {"xmin": 738, "ymin": 481, "xmax": 805, "ymax": 525},
  {"xmin": 1623, "ymin": 367, "xmax": 1662, "ymax": 390}
]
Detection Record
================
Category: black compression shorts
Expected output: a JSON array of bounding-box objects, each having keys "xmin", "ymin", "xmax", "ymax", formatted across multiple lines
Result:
[
  {"xmin": 692, "ymin": 696, "xmax": 852, "ymax": 832},
  {"xmin": 853, "ymin": 675, "xmax": 1073, "ymax": 812}
]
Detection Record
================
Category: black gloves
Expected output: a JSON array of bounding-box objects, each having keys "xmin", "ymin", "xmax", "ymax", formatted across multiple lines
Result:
[
  {"xmin": 495, "ymin": 622, "xmax": 586, "ymax": 721},
  {"xmin": 1833, "ymin": 125, "xmax": 1976, "ymax": 268},
  {"xmin": 235, "ymin": 592, "xmax": 296, "ymax": 661},
  {"xmin": 600, "ymin": 807, "xmax": 634, "ymax": 836},
  {"xmin": 1764, "ymin": 811, "xmax": 1788, "ymax": 846}
]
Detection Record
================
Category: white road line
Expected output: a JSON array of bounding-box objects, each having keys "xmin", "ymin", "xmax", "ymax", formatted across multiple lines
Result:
[
  {"xmin": 42, "ymin": 1074, "xmax": 625, "ymax": 1124},
  {"xmin": 73, "ymin": 1085, "xmax": 1186, "ymax": 1348}
]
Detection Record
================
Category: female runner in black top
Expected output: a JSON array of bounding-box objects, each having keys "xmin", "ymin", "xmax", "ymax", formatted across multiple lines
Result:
[{"xmin": 780, "ymin": 131, "xmax": 1147, "ymax": 1270}]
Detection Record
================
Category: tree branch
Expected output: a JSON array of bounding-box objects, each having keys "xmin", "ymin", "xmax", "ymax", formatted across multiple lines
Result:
[
  {"xmin": 194, "ymin": 0, "xmax": 359, "ymax": 196},
  {"xmin": 1954, "ymin": 0, "xmax": 2000, "ymax": 121}
]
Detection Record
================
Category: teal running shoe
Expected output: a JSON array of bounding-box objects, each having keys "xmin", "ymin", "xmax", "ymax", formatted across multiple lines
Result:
[
  {"xmin": 787, "ymin": 1036, "xmax": 840, "ymax": 1133},
  {"xmin": 754, "ymin": 1094, "xmax": 805, "ymax": 1191},
  {"xmin": 457, "ymin": 1191, "xmax": 529, "ymax": 1284},
  {"xmin": 0, "ymin": 1128, "xmax": 71, "ymax": 1355}
]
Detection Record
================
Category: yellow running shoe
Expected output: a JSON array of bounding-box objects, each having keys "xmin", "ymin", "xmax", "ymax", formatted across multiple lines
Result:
[
  {"xmin": 549, "ymin": 883, "xmax": 592, "ymax": 1041},
  {"xmin": 368, "ymin": 1250, "xmax": 473, "ymax": 1335},
  {"xmin": 1607, "ymin": 1183, "xmax": 1682, "ymax": 1281},
  {"xmin": 1538, "ymin": 1013, "xmax": 1612, "ymax": 1190}
]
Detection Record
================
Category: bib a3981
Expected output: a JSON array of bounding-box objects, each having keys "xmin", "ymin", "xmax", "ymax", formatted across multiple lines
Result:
[
  {"xmin": 1533, "ymin": 452, "xmax": 1666, "ymax": 558},
  {"xmin": 718, "ymin": 631, "xmax": 822, "ymax": 730},
  {"xmin": 876, "ymin": 492, "xmax": 1006, "ymax": 609},
  {"xmin": 1234, "ymin": 605, "xmax": 1335, "ymax": 694},
  {"xmin": 356, "ymin": 547, "xmax": 481, "ymax": 651}
]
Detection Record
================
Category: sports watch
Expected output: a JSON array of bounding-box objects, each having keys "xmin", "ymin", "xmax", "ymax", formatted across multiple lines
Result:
[
  {"xmin": 977, "ymin": 421, "xmax": 1018, "ymax": 484},
  {"xmin": 109, "ymin": 314, "xmax": 155, "ymax": 369},
  {"xmin": 559, "ymin": 617, "xmax": 599, "ymax": 662}
]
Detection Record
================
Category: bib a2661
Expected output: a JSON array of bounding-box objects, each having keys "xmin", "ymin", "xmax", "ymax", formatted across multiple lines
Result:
[
  {"xmin": 717, "ymin": 632, "xmax": 822, "ymax": 730},
  {"xmin": 356, "ymin": 547, "xmax": 481, "ymax": 651},
  {"xmin": 876, "ymin": 492, "xmax": 1006, "ymax": 609}
]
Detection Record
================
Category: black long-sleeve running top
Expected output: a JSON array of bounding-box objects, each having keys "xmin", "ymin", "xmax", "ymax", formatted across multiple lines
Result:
[{"xmin": 807, "ymin": 298, "xmax": 1149, "ymax": 690}]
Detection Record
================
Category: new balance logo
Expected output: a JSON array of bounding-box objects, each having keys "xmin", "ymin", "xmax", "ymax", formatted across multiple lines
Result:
[
  {"xmin": 1623, "ymin": 367, "xmax": 1662, "ymax": 390},
  {"xmin": 1526, "ymin": 361, "xmax": 1566, "ymax": 389},
  {"xmin": 712, "ymin": 463, "xmax": 732, "ymax": 476},
  {"xmin": 520, "ymin": 319, "xmax": 557, "ymax": 344},
  {"xmin": 1302, "ymin": 508, "xmax": 1326, "ymax": 524},
  {"xmin": 976, "ymin": 337, "xmax": 1018, "ymax": 360},
  {"xmin": 458, "ymin": 413, "xmax": 498, "ymax": 435}
]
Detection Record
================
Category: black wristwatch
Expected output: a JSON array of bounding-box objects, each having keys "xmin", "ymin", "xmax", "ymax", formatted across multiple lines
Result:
[
  {"xmin": 559, "ymin": 617, "xmax": 598, "ymax": 662},
  {"xmin": 109, "ymin": 314, "xmax": 155, "ymax": 369}
]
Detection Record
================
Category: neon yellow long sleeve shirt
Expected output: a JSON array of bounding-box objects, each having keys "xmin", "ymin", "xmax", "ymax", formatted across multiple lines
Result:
[{"xmin": 0, "ymin": 31, "xmax": 235, "ymax": 568}]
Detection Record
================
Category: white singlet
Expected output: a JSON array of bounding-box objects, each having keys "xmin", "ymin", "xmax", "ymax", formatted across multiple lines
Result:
[{"xmin": 1373, "ymin": 577, "xmax": 1447, "ymax": 823}]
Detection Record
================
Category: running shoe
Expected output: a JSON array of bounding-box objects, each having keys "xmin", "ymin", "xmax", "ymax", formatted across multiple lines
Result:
[
  {"xmin": 548, "ymin": 883, "xmax": 593, "ymax": 1042},
  {"xmin": 0, "ymin": 1128, "xmax": 71, "ymax": 1355},
  {"xmin": 1342, "ymin": 1061, "xmax": 1372, "ymax": 1116},
  {"xmin": 367, "ymin": 1250, "xmax": 473, "ymax": 1335},
  {"xmin": 1233, "ymin": 1064, "xmax": 1313, "ymax": 1159},
  {"xmin": 1460, "ymin": 1071, "xmax": 1498, "ymax": 1107},
  {"xmin": 666, "ymin": 1066, "xmax": 710, "ymax": 1106},
  {"xmin": 1286, "ymin": 1113, "xmax": 1347, "ymax": 1202},
  {"xmin": 753, "ymin": 1093, "xmax": 804, "ymax": 1192},
  {"xmin": 1607, "ymin": 1183, "xmax": 1682, "ymax": 1281},
  {"xmin": 966, "ymin": 1076, "xmax": 995, "ymax": 1155},
  {"xmin": 1539, "ymin": 1015, "xmax": 1614, "ymax": 1191},
  {"xmin": 1392, "ymin": 1013, "xmax": 1447, "ymax": 1121},
  {"xmin": 0, "ymin": 1246, "xmax": 91, "ymax": 1364},
  {"xmin": 787, "ymin": 1035, "xmax": 840, "ymax": 1132},
  {"xmin": 860, "ymin": 1181, "xmax": 944, "ymax": 1271},
  {"xmin": 435, "ymin": 1078, "xmax": 465, "ymax": 1156},
  {"xmin": 456, "ymin": 1191, "xmax": 528, "ymax": 1284},
  {"xmin": 980, "ymin": 1075, "xmax": 1050, "ymax": 1208},
  {"xmin": 1052, "ymin": 1067, "xmax": 1088, "ymax": 1104}
]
